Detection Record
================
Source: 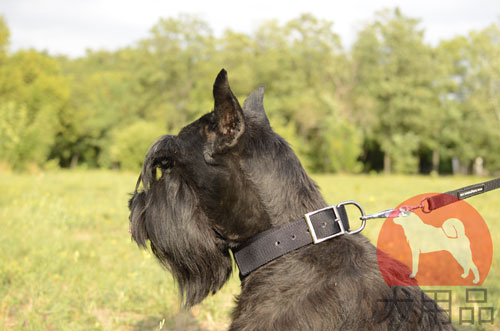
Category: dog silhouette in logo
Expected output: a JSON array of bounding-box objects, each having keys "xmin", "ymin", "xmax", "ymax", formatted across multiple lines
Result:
[{"xmin": 393, "ymin": 212, "xmax": 479, "ymax": 284}]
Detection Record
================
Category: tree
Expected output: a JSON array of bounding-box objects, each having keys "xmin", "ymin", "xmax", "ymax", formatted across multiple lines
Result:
[
  {"xmin": 352, "ymin": 8, "xmax": 438, "ymax": 174},
  {"xmin": 0, "ymin": 49, "xmax": 70, "ymax": 169},
  {"xmin": 1, "ymin": 11, "xmax": 497, "ymax": 174},
  {"xmin": 135, "ymin": 14, "xmax": 216, "ymax": 127},
  {"xmin": 55, "ymin": 49, "xmax": 142, "ymax": 167},
  {"xmin": 434, "ymin": 23, "xmax": 500, "ymax": 174},
  {"xmin": 460, "ymin": 24, "xmax": 500, "ymax": 173},
  {"xmin": 0, "ymin": 16, "xmax": 9, "ymax": 61}
]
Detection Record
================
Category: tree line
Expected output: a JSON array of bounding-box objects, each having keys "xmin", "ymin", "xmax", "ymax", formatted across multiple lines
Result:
[{"xmin": 1, "ymin": 9, "xmax": 499, "ymax": 174}]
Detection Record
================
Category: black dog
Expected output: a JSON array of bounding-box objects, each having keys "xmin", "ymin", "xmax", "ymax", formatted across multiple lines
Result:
[{"xmin": 129, "ymin": 70, "xmax": 453, "ymax": 330}]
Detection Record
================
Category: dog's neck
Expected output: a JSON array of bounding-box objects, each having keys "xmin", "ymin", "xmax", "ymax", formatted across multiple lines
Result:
[{"xmin": 241, "ymin": 138, "xmax": 327, "ymax": 228}]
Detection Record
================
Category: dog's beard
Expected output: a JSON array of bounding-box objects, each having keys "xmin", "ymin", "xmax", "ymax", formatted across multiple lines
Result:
[{"xmin": 129, "ymin": 157, "xmax": 232, "ymax": 307}]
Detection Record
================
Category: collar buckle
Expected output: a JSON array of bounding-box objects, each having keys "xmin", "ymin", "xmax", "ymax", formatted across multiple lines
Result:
[
  {"xmin": 304, "ymin": 205, "xmax": 345, "ymax": 244},
  {"xmin": 304, "ymin": 201, "xmax": 366, "ymax": 244}
]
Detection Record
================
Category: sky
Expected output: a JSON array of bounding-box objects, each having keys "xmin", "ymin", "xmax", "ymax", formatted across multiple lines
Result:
[{"xmin": 1, "ymin": 0, "xmax": 500, "ymax": 58}]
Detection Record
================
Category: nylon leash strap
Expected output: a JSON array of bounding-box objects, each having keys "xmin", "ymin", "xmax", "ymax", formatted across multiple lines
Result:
[
  {"xmin": 361, "ymin": 177, "xmax": 500, "ymax": 220},
  {"xmin": 425, "ymin": 177, "xmax": 500, "ymax": 212}
]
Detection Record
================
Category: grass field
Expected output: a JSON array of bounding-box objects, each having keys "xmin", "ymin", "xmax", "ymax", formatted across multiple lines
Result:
[{"xmin": 0, "ymin": 171, "xmax": 499, "ymax": 330}]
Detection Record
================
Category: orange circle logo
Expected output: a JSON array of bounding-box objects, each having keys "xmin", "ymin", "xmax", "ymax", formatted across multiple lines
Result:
[{"xmin": 377, "ymin": 193, "xmax": 492, "ymax": 286}]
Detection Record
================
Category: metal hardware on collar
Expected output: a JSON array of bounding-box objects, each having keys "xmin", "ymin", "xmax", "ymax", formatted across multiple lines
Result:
[
  {"xmin": 304, "ymin": 205, "xmax": 344, "ymax": 244},
  {"xmin": 340, "ymin": 201, "xmax": 366, "ymax": 234},
  {"xmin": 305, "ymin": 201, "xmax": 366, "ymax": 244}
]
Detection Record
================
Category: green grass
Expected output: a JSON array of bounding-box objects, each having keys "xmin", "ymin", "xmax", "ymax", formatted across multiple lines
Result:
[{"xmin": 0, "ymin": 171, "xmax": 499, "ymax": 330}]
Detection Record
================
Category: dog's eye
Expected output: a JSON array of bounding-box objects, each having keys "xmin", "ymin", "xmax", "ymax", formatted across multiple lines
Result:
[
  {"xmin": 161, "ymin": 159, "xmax": 173, "ymax": 168},
  {"xmin": 155, "ymin": 157, "xmax": 174, "ymax": 170}
]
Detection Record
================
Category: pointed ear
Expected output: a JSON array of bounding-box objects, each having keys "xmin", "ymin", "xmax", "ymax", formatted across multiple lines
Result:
[
  {"xmin": 213, "ymin": 69, "xmax": 245, "ymax": 150},
  {"xmin": 243, "ymin": 85, "xmax": 270, "ymax": 127}
]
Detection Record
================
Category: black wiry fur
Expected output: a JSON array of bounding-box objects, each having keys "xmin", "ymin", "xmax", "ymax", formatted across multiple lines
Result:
[{"xmin": 129, "ymin": 69, "xmax": 453, "ymax": 330}]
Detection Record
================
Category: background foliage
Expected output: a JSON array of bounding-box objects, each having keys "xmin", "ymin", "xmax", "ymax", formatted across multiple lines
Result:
[{"xmin": 0, "ymin": 9, "xmax": 499, "ymax": 174}]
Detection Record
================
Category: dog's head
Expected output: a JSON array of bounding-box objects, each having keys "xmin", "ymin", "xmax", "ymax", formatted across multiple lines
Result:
[{"xmin": 129, "ymin": 69, "xmax": 323, "ymax": 307}]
